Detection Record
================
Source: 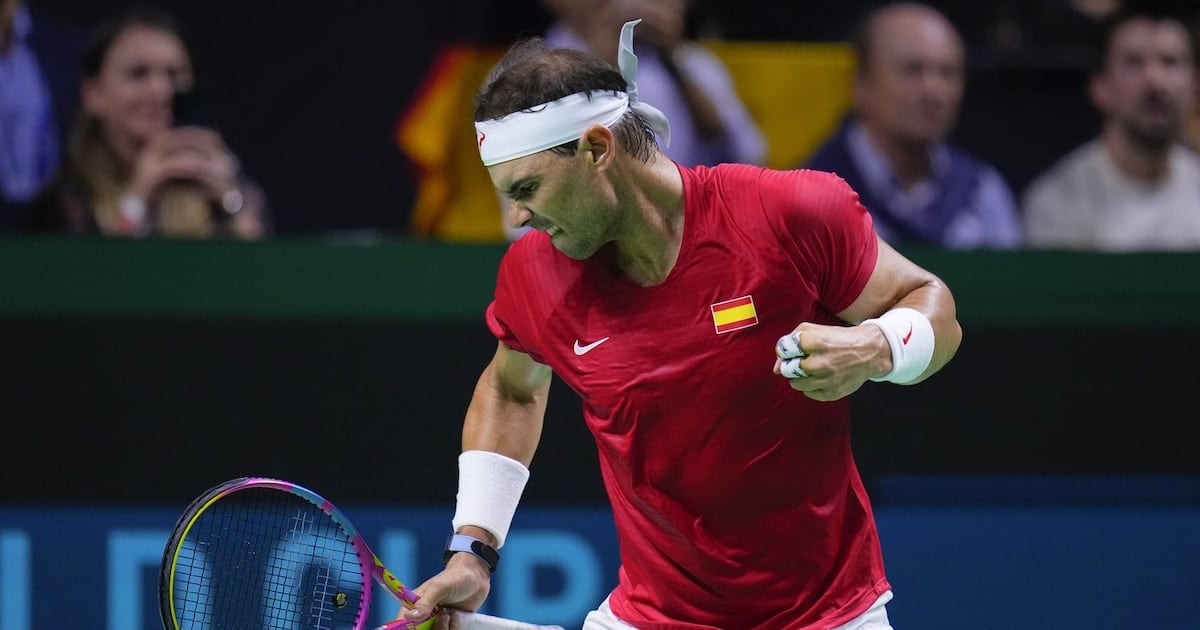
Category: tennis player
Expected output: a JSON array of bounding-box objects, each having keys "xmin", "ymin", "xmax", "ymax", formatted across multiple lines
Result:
[{"xmin": 399, "ymin": 20, "xmax": 961, "ymax": 630}]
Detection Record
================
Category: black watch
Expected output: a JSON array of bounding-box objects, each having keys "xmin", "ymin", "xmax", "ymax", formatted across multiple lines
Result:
[{"xmin": 443, "ymin": 533, "xmax": 499, "ymax": 573}]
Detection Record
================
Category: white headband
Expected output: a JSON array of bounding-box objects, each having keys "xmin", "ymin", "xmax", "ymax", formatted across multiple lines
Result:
[{"xmin": 475, "ymin": 19, "xmax": 672, "ymax": 166}]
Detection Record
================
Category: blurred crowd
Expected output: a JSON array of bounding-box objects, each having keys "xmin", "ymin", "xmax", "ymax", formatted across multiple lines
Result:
[
  {"xmin": 2, "ymin": 0, "xmax": 1199, "ymax": 251},
  {"xmin": 1, "ymin": 0, "xmax": 268, "ymax": 238}
]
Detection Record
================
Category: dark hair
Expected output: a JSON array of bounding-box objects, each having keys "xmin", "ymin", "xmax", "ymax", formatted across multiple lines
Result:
[
  {"xmin": 80, "ymin": 6, "xmax": 187, "ymax": 79},
  {"xmin": 473, "ymin": 37, "xmax": 657, "ymax": 163},
  {"xmin": 1089, "ymin": 0, "xmax": 1198, "ymax": 75}
]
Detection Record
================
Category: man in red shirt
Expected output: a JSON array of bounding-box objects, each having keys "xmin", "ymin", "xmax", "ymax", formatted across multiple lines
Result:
[{"xmin": 400, "ymin": 20, "xmax": 961, "ymax": 630}]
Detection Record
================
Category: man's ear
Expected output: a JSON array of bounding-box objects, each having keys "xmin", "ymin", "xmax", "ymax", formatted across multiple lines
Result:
[{"xmin": 579, "ymin": 124, "xmax": 616, "ymax": 168}]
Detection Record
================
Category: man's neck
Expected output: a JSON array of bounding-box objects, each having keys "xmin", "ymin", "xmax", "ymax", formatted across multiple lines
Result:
[
  {"xmin": 860, "ymin": 123, "xmax": 934, "ymax": 189},
  {"xmin": 612, "ymin": 156, "xmax": 686, "ymax": 287},
  {"xmin": 1104, "ymin": 124, "xmax": 1173, "ymax": 182}
]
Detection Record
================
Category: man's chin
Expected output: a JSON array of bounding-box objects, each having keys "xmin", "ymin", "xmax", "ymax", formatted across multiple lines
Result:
[
  {"xmin": 550, "ymin": 236, "xmax": 596, "ymax": 261},
  {"xmin": 900, "ymin": 129, "xmax": 948, "ymax": 150},
  {"xmin": 553, "ymin": 246, "xmax": 590, "ymax": 261},
  {"xmin": 1126, "ymin": 121, "xmax": 1179, "ymax": 152}
]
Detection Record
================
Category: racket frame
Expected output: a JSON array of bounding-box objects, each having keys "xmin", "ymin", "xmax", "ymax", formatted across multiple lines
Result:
[{"xmin": 158, "ymin": 476, "xmax": 429, "ymax": 630}]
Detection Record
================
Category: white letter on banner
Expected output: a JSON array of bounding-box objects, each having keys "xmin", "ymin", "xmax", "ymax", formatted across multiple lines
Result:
[
  {"xmin": 107, "ymin": 530, "xmax": 168, "ymax": 630},
  {"xmin": 500, "ymin": 531, "xmax": 601, "ymax": 624},
  {"xmin": 1, "ymin": 530, "xmax": 31, "ymax": 630}
]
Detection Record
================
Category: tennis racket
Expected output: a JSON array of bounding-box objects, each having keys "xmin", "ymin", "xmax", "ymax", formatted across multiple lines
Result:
[{"xmin": 159, "ymin": 476, "xmax": 563, "ymax": 630}]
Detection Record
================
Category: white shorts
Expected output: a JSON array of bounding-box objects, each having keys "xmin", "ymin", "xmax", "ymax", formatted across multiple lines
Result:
[{"xmin": 582, "ymin": 590, "xmax": 894, "ymax": 630}]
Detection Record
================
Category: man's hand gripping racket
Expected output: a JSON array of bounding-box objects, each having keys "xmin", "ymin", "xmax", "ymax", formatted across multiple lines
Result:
[{"xmin": 158, "ymin": 477, "xmax": 562, "ymax": 630}]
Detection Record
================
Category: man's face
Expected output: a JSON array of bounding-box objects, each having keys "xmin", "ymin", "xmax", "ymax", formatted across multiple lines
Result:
[
  {"xmin": 855, "ymin": 7, "xmax": 965, "ymax": 148},
  {"xmin": 490, "ymin": 147, "xmax": 615, "ymax": 260},
  {"xmin": 1092, "ymin": 17, "xmax": 1196, "ymax": 151}
]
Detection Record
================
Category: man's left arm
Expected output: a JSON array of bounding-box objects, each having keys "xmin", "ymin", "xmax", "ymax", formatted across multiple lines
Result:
[{"xmin": 774, "ymin": 236, "xmax": 962, "ymax": 399}]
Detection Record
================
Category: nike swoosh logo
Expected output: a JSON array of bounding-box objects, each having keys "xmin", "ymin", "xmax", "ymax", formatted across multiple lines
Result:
[
  {"xmin": 573, "ymin": 337, "xmax": 610, "ymax": 356},
  {"xmin": 902, "ymin": 325, "xmax": 914, "ymax": 345}
]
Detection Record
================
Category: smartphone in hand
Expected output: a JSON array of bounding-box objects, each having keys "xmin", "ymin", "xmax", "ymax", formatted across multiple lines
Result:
[{"xmin": 171, "ymin": 88, "xmax": 215, "ymax": 129}]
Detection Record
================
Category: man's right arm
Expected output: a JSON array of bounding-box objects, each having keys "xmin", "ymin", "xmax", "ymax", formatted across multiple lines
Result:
[
  {"xmin": 399, "ymin": 341, "xmax": 552, "ymax": 626},
  {"xmin": 462, "ymin": 341, "xmax": 553, "ymax": 466}
]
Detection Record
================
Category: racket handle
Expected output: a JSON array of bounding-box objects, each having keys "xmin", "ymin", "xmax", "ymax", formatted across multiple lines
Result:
[
  {"xmin": 456, "ymin": 611, "xmax": 565, "ymax": 630},
  {"xmin": 374, "ymin": 611, "xmax": 563, "ymax": 630}
]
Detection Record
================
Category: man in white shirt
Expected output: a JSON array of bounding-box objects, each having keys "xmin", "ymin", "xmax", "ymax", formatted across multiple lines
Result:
[{"xmin": 1022, "ymin": 2, "xmax": 1200, "ymax": 251}]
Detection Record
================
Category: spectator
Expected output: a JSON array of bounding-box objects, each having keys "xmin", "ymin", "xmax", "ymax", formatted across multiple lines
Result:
[
  {"xmin": 1189, "ymin": 92, "xmax": 1200, "ymax": 153},
  {"xmin": 1022, "ymin": 1, "xmax": 1200, "ymax": 250},
  {"xmin": 804, "ymin": 2, "xmax": 1023, "ymax": 249},
  {"xmin": 29, "ymin": 7, "xmax": 268, "ymax": 239},
  {"xmin": 0, "ymin": 0, "xmax": 83, "ymax": 228},
  {"xmin": 1185, "ymin": 9, "xmax": 1200, "ymax": 154},
  {"xmin": 503, "ymin": 0, "xmax": 766, "ymax": 240}
]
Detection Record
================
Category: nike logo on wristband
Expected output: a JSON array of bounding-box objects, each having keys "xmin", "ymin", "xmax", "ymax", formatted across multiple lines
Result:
[
  {"xmin": 902, "ymin": 325, "xmax": 914, "ymax": 345},
  {"xmin": 573, "ymin": 337, "xmax": 610, "ymax": 355}
]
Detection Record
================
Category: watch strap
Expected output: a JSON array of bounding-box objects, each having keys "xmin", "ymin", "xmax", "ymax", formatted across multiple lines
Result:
[{"xmin": 443, "ymin": 533, "xmax": 499, "ymax": 573}]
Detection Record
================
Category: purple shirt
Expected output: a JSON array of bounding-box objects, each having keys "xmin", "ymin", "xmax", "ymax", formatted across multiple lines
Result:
[{"xmin": 0, "ymin": 5, "xmax": 60, "ymax": 206}]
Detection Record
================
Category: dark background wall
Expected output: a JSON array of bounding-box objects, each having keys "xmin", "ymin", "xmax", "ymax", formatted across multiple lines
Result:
[
  {"xmin": 28, "ymin": 0, "xmax": 1105, "ymax": 236},
  {"xmin": 11, "ymin": 0, "xmax": 1184, "ymax": 504},
  {"xmin": 5, "ymin": 315, "xmax": 1197, "ymax": 507},
  {"xmin": 3, "ymin": 239, "xmax": 1197, "ymax": 506}
]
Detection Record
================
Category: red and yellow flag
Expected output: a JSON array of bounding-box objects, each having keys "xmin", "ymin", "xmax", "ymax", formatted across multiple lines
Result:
[{"xmin": 711, "ymin": 296, "xmax": 758, "ymax": 334}]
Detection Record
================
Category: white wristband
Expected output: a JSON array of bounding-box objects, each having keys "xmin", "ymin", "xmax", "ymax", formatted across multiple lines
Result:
[
  {"xmin": 862, "ymin": 307, "xmax": 935, "ymax": 385},
  {"xmin": 452, "ymin": 450, "xmax": 530, "ymax": 548}
]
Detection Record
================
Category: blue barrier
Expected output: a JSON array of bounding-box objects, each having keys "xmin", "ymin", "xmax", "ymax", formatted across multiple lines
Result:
[{"xmin": 2, "ymin": 477, "xmax": 1198, "ymax": 629}]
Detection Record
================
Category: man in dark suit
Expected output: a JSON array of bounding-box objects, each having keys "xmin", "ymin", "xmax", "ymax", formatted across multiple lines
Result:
[{"xmin": 805, "ymin": 2, "xmax": 1022, "ymax": 250}]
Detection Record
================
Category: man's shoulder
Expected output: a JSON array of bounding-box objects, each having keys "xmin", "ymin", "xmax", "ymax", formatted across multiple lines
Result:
[
  {"xmin": 801, "ymin": 120, "xmax": 854, "ymax": 171},
  {"xmin": 688, "ymin": 162, "xmax": 766, "ymax": 199},
  {"xmin": 1173, "ymin": 145, "xmax": 1200, "ymax": 173},
  {"xmin": 1020, "ymin": 141, "xmax": 1103, "ymax": 226},
  {"xmin": 701, "ymin": 162, "xmax": 843, "ymax": 185},
  {"xmin": 695, "ymin": 163, "xmax": 853, "ymax": 208},
  {"xmin": 703, "ymin": 162, "xmax": 764, "ymax": 178},
  {"xmin": 1026, "ymin": 140, "xmax": 1102, "ymax": 194}
]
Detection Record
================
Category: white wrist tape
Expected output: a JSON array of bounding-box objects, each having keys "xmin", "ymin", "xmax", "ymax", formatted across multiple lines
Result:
[
  {"xmin": 863, "ymin": 307, "xmax": 935, "ymax": 385},
  {"xmin": 452, "ymin": 450, "xmax": 530, "ymax": 548}
]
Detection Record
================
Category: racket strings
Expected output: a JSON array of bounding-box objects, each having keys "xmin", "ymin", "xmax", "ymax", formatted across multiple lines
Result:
[{"xmin": 170, "ymin": 488, "xmax": 369, "ymax": 629}]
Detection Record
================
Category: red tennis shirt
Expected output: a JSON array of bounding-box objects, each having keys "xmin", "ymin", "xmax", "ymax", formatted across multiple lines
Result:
[{"xmin": 486, "ymin": 163, "xmax": 888, "ymax": 629}]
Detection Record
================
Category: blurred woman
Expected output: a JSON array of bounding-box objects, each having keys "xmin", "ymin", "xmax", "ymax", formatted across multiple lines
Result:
[{"xmin": 31, "ymin": 8, "xmax": 268, "ymax": 238}]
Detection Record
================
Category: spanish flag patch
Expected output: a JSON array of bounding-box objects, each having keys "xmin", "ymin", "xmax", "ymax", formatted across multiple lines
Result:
[{"xmin": 711, "ymin": 295, "xmax": 758, "ymax": 334}]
